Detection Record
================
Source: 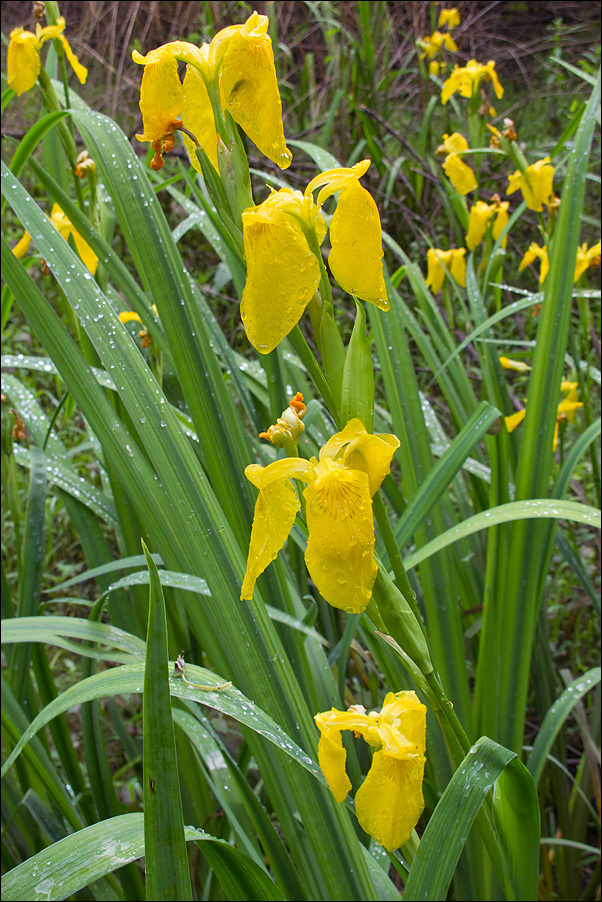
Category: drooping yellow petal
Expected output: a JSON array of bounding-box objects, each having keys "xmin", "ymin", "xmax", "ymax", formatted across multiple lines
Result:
[
  {"xmin": 181, "ymin": 65, "xmax": 219, "ymax": 174},
  {"xmin": 316, "ymin": 726, "xmax": 352, "ymax": 803},
  {"xmin": 49, "ymin": 203, "xmax": 98, "ymax": 275},
  {"xmin": 466, "ymin": 201, "xmax": 492, "ymax": 250},
  {"xmin": 240, "ymin": 458, "xmax": 314, "ymax": 600},
  {"xmin": 505, "ymin": 409, "xmax": 526, "ymax": 432},
  {"xmin": 425, "ymin": 248, "xmax": 466, "ymax": 294},
  {"xmin": 12, "ymin": 231, "xmax": 32, "ymax": 259},
  {"xmin": 7, "ymin": 28, "xmax": 41, "ymax": 96},
  {"xmin": 56, "ymin": 34, "xmax": 87, "ymax": 83},
  {"xmin": 519, "ymin": 242, "xmax": 549, "ymax": 284},
  {"xmin": 355, "ymin": 749, "xmax": 425, "ymax": 851},
  {"xmin": 241, "ymin": 192, "xmax": 321, "ymax": 353},
  {"xmin": 443, "ymin": 152, "xmax": 477, "ymax": 195},
  {"xmin": 327, "ymin": 176, "xmax": 388, "ymax": 309},
  {"xmin": 507, "ymin": 158, "xmax": 554, "ymax": 212},
  {"xmin": 304, "ymin": 458, "xmax": 377, "ymax": 612},
  {"xmin": 212, "ymin": 12, "xmax": 292, "ymax": 169},
  {"xmin": 133, "ymin": 49, "xmax": 185, "ymax": 143}
]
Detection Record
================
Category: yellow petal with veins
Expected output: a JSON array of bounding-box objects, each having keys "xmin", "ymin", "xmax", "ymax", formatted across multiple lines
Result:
[
  {"xmin": 316, "ymin": 728, "xmax": 352, "ymax": 803},
  {"xmin": 214, "ymin": 12, "xmax": 291, "ymax": 169},
  {"xmin": 240, "ymin": 458, "xmax": 314, "ymax": 600},
  {"xmin": 355, "ymin": 749, "xmax": 425, "ymax": 851},
  {"xmin": 328, "ymin": 177, "xmax": 388, "ymax": 309},
  {"xmin": 134, "ymin": 51, "xmax": 185, "ymax": 143},
  {"xmin": 181, "ymin": 65, "xmax": 219, "ymax": 174},
  {"xmin": 241, "ymin": 194, "xmax": 321, "ymax": 354},
  {"xmin": 304, "ymin": 458, "xmax": 376, "ymax": 612},
  {"xmin": 443, "ymin": 153, "xmax": 477, "ymax": 195},
  {"xmin": 343, "ymin": 432, "xmax": 400, "ymax": 498}
]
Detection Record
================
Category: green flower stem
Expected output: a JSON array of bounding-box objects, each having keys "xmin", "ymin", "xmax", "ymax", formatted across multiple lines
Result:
[
  {"xmin": 288, "ymin": 326, "xmax": 340, "ymax": 427},
  {"xmin": 36, "ymin": 69, "xmax": 86, "ymax": 212},
  {"xmin": 372, "ymin": 492, "xmax": 424, "ymax": 632}
]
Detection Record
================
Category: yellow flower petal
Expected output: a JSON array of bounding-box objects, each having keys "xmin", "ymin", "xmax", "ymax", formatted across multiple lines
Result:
[
  {"xmin": 343, "ymin": 432, "xmax": 400, "ymax": 498},
  {"xmin": 507, "ymin": 158, "xmax": 554, "ymax": 212},
  {"xmin": 118, "ymin": 311, "xmax": 143, "ymax": 324},
  {"xmin": 241, "ymin": 192, "xmax": 321, "ymax": 353},
  {"xmin": 466, "ymin": 201, "xmax": 492, "ymax": 250},
  {"xmin": 12, "ymin": 231, "xmax": 32, "ymax": 259},
  {"xmin": 574, "ymin": 240, "xmax": 601, "ymax": 281},
  {"xmin": 212, "ymin": 12, "xmax": 292, "ymax": 169},
  {"xmin": 49, "ymin": 203, "xmax": 98, "ymax": 275},
  {"xmin": 443, "ymin": 153, "xmax": 477, "ymax": 195},
  {"xmin": 327, "ymin": 176, "xmax": 388, "ymax": 309},
  {"xmin": 441, "ymin": 59, "xmax": 503, "ymax": 104},
  {"xmin": 499, "ymin": 357, "xmax": 531, "ymax": 372},
  {"xmin": 505, "ymin": 409, "xmax": 526, "ymax": 432},
  {"xmin": 240, "ymin": 458, "xmax": 314, "ymax": 600},
  {"xmin": 425, "ymin": 248, "xmax": 466, "ymax": 294},
  {"xmin": 304, "ymin": 458, "xmax": 377, "ymax": 612},
  {"xmin": 181, "ymin": 65, "xmax": 219, "ymax": 174},
  {"xmin": 438, "ymin": 8, "xmax": 461, "ymax": 29},
  {"xmin": 134, "ymin": 49, "xmax": 185, "ymax": 144},
  {"xmin": 7, "ymin": 28, "xmax": 41, "ymax": 96},
  {"xmin": 56, "ymin": 34, "xmax": 87, "ymax": 84},
  {"xmin": 316, "ymin": 727, "xmax": 352, "ymax": 803},
  {"xmin": 355, "ymin": 749, "xmax": 425, "ymax": 851},
  {"xmin": 519, "ymin": 242, "xmax": 549, "ymax": 283}
]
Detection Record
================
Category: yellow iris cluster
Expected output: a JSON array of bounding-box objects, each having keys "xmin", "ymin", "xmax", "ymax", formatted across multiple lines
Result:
[
  {"xmin": 241, "ymin": 160, "xmax": 387, "ymax": 353},
  {"xmin": 131, "ymin": 11, "xmax": 291, "ymax": 173}
]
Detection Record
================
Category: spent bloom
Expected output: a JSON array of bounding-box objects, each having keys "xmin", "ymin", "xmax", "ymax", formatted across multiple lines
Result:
[
  {"xmin": 425, "ymin": 247, "xmax": 466, "ymax": 294},
  {"xmin": 8, "ymin": 16, "xmax": 87, "ymax": 96},
  {"xmin": 241, "ymin": 160, "xmax": 387, "ymax": 354},
  {"xmin": 315, "ymin": 691, "xmax": 427, "ymax": 851},
  {"xmin": 12, "ymin": 203, "xmax": 98, "ymax": 275},
  {"xmin": 441, "ymin": 59, "xmax": 504, "ymax": 104},
  {"xmin": 241, "ymin": 418, "xmax": 399, "ymax": 612},
  {"xmin": 438, "ymin": 132, "xmax": 477, "ymax": 195},
  {"xmin": 132, "ymin": 11, "xmax": 291, "ymax": 173},
  {"xmin": 507, "ymin": 158, "xmax": 554, "ymax": 212},
  {"xmin": 466, "ymin": 196, "xmax": 509, "ymax": 250}
]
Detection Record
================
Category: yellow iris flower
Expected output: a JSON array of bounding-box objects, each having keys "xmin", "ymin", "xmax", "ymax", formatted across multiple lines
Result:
[
  {"xmin": 438, "ymin": 8, "xmax": 461, "ymax": 29},
  {"xmin": 425, "ymin": 247, "xmax": 466, "ymax": 294},
  {"xmin": 518, "ymin": 242, "xmax": 549, "ymax": 284},
  {"xmin": 465, "ymin": 196, "xmax": 509, "ymax": 250},
  {"xmin": 441, "ymin": 59, "xmax": 504, "ymax": 104},
  {"xmin": 132, "ymin": 11, "xmax": 291, "ymax": 173},
  {"xmin": 505, "ymin": 382, "xmax": 583, "ymax": 450},
  {"xmin": 315, "ymin": 691, "xmax": 427, "ymax": 851},
  {"xmin": 574, "ymin": 240, "xmax": 601, "ymax": 281},
  {"xmin": 507, "ymin": 158, "xmax": 554, "ymax": 212},
  {"xmin": 240, "ymin": 418, "xmax": 399, "ymax": 612},
  {"xmin": 240, "ymin": 160, "xmax": 387, "ymax": 354},
  {"xmin": 12, "ymin": 203, "xmax": 98, "ymax": 275},
  {"xmin": 8, "ymin": 17, "xmax": 87, "ymax": 96},
  {"xmin": 438, "ymin": 133, "xmax": 477, "ymax": 195},
  {"xmin": 519, "ymin": 239, "xmax": 600, "ymax": 284},
  {"xmin": 418, "ymin": 31, "xmax": 458, "ymax": 60}
]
